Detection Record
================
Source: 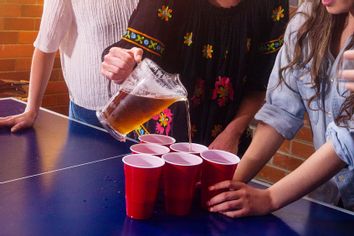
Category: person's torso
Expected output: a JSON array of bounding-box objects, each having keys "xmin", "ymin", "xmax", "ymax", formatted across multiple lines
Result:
[
  {"xmin": 177, "ymin": 0, "xmax": 285, "ymax": 144},
  {"xmin": 59, "ymin": 0, "xmax": 138, "ymax": 110},
  {"xmin": 294, "ymin": 37, "xmax": 353, "ymax": 208},
  {"xmin": 295, "ymin": 40, "xmax": 353, "ymax": 150}
]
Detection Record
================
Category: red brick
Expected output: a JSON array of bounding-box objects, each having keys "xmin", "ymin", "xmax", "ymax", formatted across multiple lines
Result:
[
  {"xmin": 14, "ymin": 58, "xmax": 32, "ymax": 70},
  {"xmin": 255, "ymin": 164, "xmax": 287, "ymax": 184},
  {"xmin": 303, "ymin": 112, "xmax": 310, "ymax": 126},
  {"xmin": 0, "ymin": 19, "xmax": 4, "ymax": 30},
  {"xmin": 291, "ymin": 141, "xmax": 315, "ymax": 159},
  {"xmin": 8, "ymin": 0, "xmax": 41, "ymax": 4},
  {"xmin": 45, "ymin": 81, "xmax": 68, "ymax": 95},
  {"xmin": 279, "ymin": 139, "xmax": 291, "ymax": 153},
  {"xmin": 272, "ymin": 153, "xmax": 303, "ymax": 171},
  {"xmin": 49, "ymin": 69, "xmax": 64, "ymax": 81},
  {"xmin": 41, "ymin": 94, "xmax": 57, "ymax": 107},
  {"xmin": 44, "ymin": 98, "xmax": 58, "ymax": 107},
  {"xmin": 53, "ymin": 57, "xmax": 61, "ymax": 69},
  {"xmin": 48, "ymin": 105, "xmax": 69, "ymax": 116},
  {"xmin": 0, "ymin": 4, "xmax": 21, "ymax": 17},
  {"xmin": 0, "ymin": 44, "xmax": 34, "ymax": 58},
  {"xmin": 0, "ymin": 59, "xmax": 16, "ymax": 71},
  {"xmin": 0, "ymin": 32, "xmax": 18, "ymax": 44},
  {"xmin": 3, "ymin": 18, "xmax": 37, "ymax": 30},
  {"xmin": 0, "ymin": 71, "xmax": 29, "ymax": 80},
  {"xmin": 21, "ymin": 4, "xmax": 43, "ymax": 17},
  {"xmin": 18, "ymin": 31, "xmax": 37, "ymax": 44},
  {"xmin": 42, "ymin": 93, "xmax": 69, "ymax": 107},
  {"xmin": 294, "ymin": 126, "xmax": 313, "ymax": 142},
  {"xmin": 34, "ymin": 18, "xmax": 41, "ymax": 30},
  {"xmin": 53, "ymin": 94, "xmax": 69, "ymax": 105}
]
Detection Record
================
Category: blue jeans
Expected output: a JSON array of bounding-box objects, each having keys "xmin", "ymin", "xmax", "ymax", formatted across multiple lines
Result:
[{"xmin": 69, "ymin": 101, "xmax": 102, "ymax": 128}]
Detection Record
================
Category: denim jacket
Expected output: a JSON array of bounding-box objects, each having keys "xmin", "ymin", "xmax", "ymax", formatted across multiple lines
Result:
[{"xmin": 255, "ymin": 2, "xmax": 354, "ymax": 209}]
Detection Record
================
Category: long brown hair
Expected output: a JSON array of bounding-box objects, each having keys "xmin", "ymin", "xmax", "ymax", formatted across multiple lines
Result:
[
  {"xmin": 336, "ymin": 93, "xmax": 354, "ymax": 126},
  {"xmin": 280, "ymin": 0, "xmax": 353, "ymax": 126},
  {"xmin": 336, "ymin": 36, "xmax": 354, "ymax": 126}
]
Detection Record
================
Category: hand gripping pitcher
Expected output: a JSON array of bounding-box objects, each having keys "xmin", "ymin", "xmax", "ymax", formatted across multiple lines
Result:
[{"xmin": 97, "ymin": 58, "xmax": 188, "ymax": 141}]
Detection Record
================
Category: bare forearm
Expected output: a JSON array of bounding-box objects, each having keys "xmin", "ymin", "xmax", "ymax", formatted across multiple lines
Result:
[
  {"xmin": 227, "ymin": 91, "xmax": 265, "ymax": 138},
  {"xmin": 269, "ymin": 141, "xmax": 346, "ymax": 211},
  {"xmin": 209, "ymin": 91, "xmax": 266, "ymax": 153},
  {"xmin": 233, "ymin": 122, "xmax": 284, "ymax": 182},
  {"xmin": 26, "ymin": 48, "xmax": 56, "ymax": 113}
]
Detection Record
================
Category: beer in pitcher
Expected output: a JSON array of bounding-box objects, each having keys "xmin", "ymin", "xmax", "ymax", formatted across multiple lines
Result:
[{"xmin": 97, "ymin": 58, "xmax": 187, "ymax": 141}]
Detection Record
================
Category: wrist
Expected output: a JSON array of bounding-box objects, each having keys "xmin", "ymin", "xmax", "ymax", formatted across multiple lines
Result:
[
  {"xmin": 225, "ymin": 122, "xmax": 244, "ymax": 139},
  {"xmin": 266, "ymin": 187, "xmax": 280, "ymax": 212},
  {"xmin": 24, "ymin": 107, "xmax": 39, "ymax": 120}
]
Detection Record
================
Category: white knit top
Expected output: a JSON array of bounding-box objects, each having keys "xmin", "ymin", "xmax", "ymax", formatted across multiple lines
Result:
[{"xmin": 34, "ymin": 0, "xmax": 138, "ymax": 110}]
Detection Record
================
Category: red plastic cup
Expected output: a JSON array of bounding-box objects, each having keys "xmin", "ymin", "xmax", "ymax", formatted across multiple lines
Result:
[
  {"xmin": 162, "ymin": 152, "xmax": 203, "ymax": 216},
  {"xmin": 130, "ymin": 143, "xmax": 170, "ymax": 156},
  {"xmin": 170, "ymin": 142, "xmax": 208, "ymax": 187},
  {"xmin": 169, "ymin": 142, "xmax": 208, "ymax": 155},
  {"xmin": 139, "ymin": 134, "xmax": 176, "ymax": 146},
  {"xmin": 122, "ymin": 154, "xmax": 165, "ymax": 219},
  {"xmin": 200, "ymin": 150, "xmax": 240, "ymax": 208}
]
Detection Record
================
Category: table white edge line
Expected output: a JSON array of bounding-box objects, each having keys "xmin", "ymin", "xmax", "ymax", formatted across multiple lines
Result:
[
  {"xmin": 9, "ymin": 97, "xmax": 107, "ymax": 132},
  {"xmin": 1, "ymin": 97, "xmax": 138, "ymax": 143},
  {"xmin": 0, "ymin": 154, "xmax": 127, "ymax": 185}
]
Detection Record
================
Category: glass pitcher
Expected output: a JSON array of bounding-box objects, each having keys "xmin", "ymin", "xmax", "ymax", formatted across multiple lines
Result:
[{"xmin": 97, "ymin": 58, "xmax": 188, "ymax": 141}]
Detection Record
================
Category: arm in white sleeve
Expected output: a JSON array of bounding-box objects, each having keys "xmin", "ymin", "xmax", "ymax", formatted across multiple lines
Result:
[{"xmin": 34, "ymin": 0, "xmax": 73, "ymax": 53}]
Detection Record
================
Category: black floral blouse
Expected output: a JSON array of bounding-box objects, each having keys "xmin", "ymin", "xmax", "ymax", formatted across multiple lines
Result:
[{"xmin": 103, "ymin": 0, "xmax": 289, "ymax": 152}]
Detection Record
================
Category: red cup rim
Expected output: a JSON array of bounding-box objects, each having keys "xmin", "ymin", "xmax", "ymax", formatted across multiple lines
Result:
[
  {"xmin": 169, "ymin": 142, "xmax": 208, "ymax": 154},
  {"xmin": 200, "ymin": 149, "xmax": 240, "ymax": 165},
  {"xmin": 138, "ymin": 134, "xmax": 176, "ymax": 145},
  {"xmin": 130, "ymin": 143, "xmax": 170, "ymax": 155},
  {"xmin": 122, "ymin": 154, "xmax": 165, "ymax": 168},
  {"xmin": 162, "ymin": 152, "xmax": 203, "ymax": 166}
]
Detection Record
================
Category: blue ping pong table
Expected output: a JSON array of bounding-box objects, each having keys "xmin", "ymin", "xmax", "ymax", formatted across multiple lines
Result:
[{"xmin": 1, "ymin": 98, "xmax": 353, "ymax": 236}]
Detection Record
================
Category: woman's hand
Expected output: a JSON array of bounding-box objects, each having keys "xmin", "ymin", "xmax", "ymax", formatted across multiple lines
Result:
[
  {"xmin": 342, "ymin": 50, "xmax": 354, "ymax": 91},
  {"xmin": 207, "ymin": 180, "xmax": 274, "ymax": 218},
  {"xmin": 0, "ymin": 110, "xmax": 38, "ymax": 132},
  {"xmin": 101, "ymin": 47, "xmax": 143, "ymax": 84}
]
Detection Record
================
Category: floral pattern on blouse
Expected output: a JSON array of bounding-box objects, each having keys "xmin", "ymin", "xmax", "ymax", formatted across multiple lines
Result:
[
  {"xmin": 134, "ymin": 125, "xmax": 150, "ymax": 136},
  {"xmin": 158, "ymin": 5, "xmax": 173, "ymax": 21},
  {"xmin": 123, "ymin": 28, "xmax": 165, "ymax": 57},
  {"xmin": 202, "ymin": 44, "xmax": 214, "ymax": 59},
  {"xmin": 212, "ymin": 76, "xmax": 234, "ymax": 107},
  {"xmin": 191, "ymin": 79, "xmax": 205, "ymax": 107},
  {"xmin": 259, "ymin": 36, "xmax": 284, "ymax": 54},
  {"xmin": 184, "ymin": 32, "xmax": 193, "ymax": 46},
  {"xmin": 153, "ymin": 108, "xmax": 173, "ymax": 135},
  {"xmin": 272, "ymin": 6, "xmax": 285, "ymax": 22}
]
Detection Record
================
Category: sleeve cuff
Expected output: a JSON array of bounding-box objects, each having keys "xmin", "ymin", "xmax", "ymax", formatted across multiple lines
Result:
[
  {"xmin": 255, "ymin": 103, "xmax": 304, "ymax": 139},
  {"xmin": 33, "ymin": 39, "xmax": 59, "ymax": 53},
  {"xmin": 327, "ymin": 122, "xmax": 354, "ymax": 171}
]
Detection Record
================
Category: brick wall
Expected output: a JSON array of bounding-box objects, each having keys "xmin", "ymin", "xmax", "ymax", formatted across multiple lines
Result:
[
  {"xmin": 0, "ymin": 0, "xmax": 69, "ymax": 115},
  {"xmin": 0, "ymin": 0, "xmax": 314, "ymax": 185}
]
